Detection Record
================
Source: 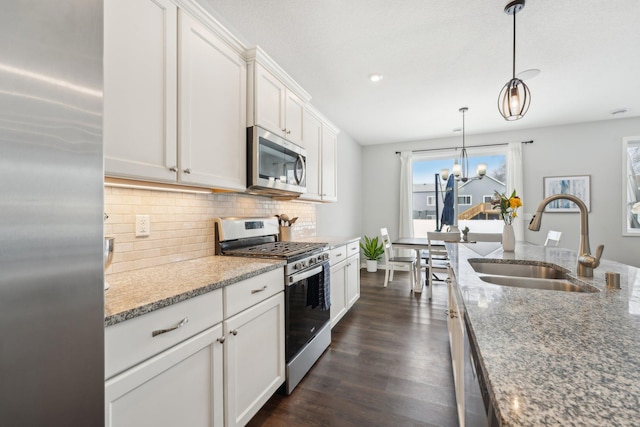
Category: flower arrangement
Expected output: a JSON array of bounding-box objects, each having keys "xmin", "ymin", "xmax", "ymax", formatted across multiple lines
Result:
[{"xmin": 492, "ymin": 190, "xmax": 523, "ymax": 225}]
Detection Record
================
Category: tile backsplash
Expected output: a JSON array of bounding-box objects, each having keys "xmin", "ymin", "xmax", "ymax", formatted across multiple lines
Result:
[{"xmin": 104, "ymin": 186, "xmax": 316, "ymax": 274}]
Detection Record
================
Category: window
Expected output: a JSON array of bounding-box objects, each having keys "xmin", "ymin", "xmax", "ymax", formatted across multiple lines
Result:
[
  {"xmin": 411, "ymin": 149, "xmax": 507, "ymax": 237},
  {"xmin": 623, "ymin": 137, "xmax": 640, "ymax": 236},
  {"xmin": 458, "ymin": 195, "xmax": 471, "ymax": 205}
]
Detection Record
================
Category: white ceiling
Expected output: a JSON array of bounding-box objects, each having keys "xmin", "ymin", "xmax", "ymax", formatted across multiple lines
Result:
[{"xmin": 202, "ymin": 0, "xmax": 640, "ymax": 145}]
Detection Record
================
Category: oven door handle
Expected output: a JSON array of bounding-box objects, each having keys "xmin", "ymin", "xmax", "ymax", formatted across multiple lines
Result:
[{"xmin": 288, "ymin": 264, "xmax": 323, "ymax": 285}]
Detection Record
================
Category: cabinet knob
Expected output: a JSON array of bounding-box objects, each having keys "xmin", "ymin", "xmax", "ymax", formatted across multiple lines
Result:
[
  {"xmin": 169, "ymin": 166, "xmax": 178, "ymax": 172},
  {"xmin": 230, "ymin": 329, "xmax": 238, "ymax": 336},
  {"xmin": 216, "ymin": 336, "xmax": 225, "ymax": 344},
  {"xmin": 183, "ymin": 168, "xmax": 192, "ymax": 174},
  {"xmin": 286, "ymin": 130, "xmax": 291, "ymax": 135}
]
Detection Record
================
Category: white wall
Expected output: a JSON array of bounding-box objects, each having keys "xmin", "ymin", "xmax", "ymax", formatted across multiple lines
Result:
[
  {"xmin": 316, "ymin": 131, "xmax": 363, "ymax": 238},
  {"xmin": 362, "ymin": 117, "xmax": 640, "ymax": 268}
]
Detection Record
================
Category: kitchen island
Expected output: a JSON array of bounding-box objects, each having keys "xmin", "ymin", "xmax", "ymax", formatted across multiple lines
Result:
[{"xmin": 448, "ymin": 242, "xmax": 640, "ymax": 426}]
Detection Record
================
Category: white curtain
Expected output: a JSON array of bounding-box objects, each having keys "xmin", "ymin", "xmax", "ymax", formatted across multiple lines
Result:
[
  {"xmin": 507, "ymin": 142, "xmax": 524, "ymax": 240},
  {"xmin": 399, "ymin": 151, "xmax": 413, "ymax": 256}
]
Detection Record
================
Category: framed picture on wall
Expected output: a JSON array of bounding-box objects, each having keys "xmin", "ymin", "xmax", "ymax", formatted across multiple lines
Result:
[{"xmin": 543, "ymin": 175, "xmax": 591, "ymax": 212}]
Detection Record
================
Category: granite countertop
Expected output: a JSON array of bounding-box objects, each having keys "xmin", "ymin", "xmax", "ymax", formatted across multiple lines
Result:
[
  {"xmin": 297, "ymin": 235, "xmax": 360, "ymax": 249},
  {"xmin": 448, "ymin": 242, "xmax": 640, "ymax": 426},
  {"xmin": 104, "ymin": 256, "xmax": 285, "ymax": 327}
]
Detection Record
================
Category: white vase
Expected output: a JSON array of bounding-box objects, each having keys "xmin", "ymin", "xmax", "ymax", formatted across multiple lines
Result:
[
  {"xmin": 502, "ymin": 224, "xmax": 515, "ymax": 252},
  {"xmin": 366, "ymin": 259, "xmax": 378, "ymax": 273}
]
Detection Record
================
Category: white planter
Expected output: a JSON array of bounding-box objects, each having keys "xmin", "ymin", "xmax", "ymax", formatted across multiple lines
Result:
[{"xmin": 366, "ymin": 259, "xmax": 378, "ymax": 273}]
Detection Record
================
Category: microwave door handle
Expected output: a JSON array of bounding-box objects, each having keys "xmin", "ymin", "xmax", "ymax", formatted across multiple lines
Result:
[
  {"xmin": 288, "ymin": 265, "xmax": 323, "ymax": 285},
  {"xmin": 295, "ymin": 154, "xmax": 306, "ymax": 185}
]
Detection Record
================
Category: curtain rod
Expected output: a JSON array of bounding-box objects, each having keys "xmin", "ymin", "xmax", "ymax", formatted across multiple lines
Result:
[{"xmin": 394, "ymin": 140, "xmax": 533, "ymax": 155}]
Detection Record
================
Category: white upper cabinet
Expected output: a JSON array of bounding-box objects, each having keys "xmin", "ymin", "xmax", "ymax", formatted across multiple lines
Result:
[
  {"xmin": 300, "ymin": 105, "xmax": 339, "ymax": 202},
  {"xmin": 321, "ymin": 124, "xmax": 338, "ymax": 202},
  {"xmin": 178, "ymin": 11, "xmax": 246, "ymax": 190},
  {"xmin": 105, "ymin": 0, "xmax": 247, "ymax": 191},
  {"xmin": 300, "ymin": 108, "xmax": 322, "ymax": 201},
  {"xmin": 104, "ymin": 0, "xmax": 178, "ymax": 182},
  {"xmin": 247, "ymin": 48, "xmax": 310, "ymax": 146}
]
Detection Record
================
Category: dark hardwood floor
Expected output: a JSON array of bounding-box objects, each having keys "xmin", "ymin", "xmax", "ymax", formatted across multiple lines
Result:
[{"xmin": 248, "ymin": 269, "xmax": 459, "ymax": 427}]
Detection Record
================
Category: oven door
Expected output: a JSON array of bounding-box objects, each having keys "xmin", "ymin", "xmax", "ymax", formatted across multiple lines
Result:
[
  {"xmin": 285, "ymin": 262, "xmax": 330, "ymax": 361},
  {"xmin": 247, "ymin": 126, "xmax": 306, "ymax": 196}
]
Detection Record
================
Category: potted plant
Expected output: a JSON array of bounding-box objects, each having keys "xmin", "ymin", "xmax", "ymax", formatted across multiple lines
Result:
[
  {"xmin": 360, "ymin": 236, "xmax": 384, "ymax": 272},
  {"xmin": 462, "ymin": 226, "xmax": 470, "ymax": 242}
]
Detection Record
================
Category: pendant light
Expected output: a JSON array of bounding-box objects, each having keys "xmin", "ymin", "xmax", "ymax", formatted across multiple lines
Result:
[
  {"xmin": 452, "ymin": 107, "xmax": 486, "ymax": 183},
  {"xmin": 498, "ymin": 0, "xmax": 531, "ymax": 121}
]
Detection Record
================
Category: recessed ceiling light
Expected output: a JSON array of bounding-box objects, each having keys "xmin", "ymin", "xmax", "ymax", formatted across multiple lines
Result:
[
  {"xmin": 368, "ymin": 73, "xmax": 383, "ymax": 82},
  {"xmin": 611, "ymin": 108, "xmax": 629, "ymax": 115}
]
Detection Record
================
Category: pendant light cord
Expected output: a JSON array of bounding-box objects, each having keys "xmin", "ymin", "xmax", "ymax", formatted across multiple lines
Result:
[{"xmin": 512, "ymin": 8, "xmax": 517, "ymax": 79}]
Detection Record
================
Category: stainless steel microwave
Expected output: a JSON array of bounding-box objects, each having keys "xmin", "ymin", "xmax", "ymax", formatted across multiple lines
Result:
[{"xmin": 247, "ymin": 126, "xmax": 307, "ymax": 196}]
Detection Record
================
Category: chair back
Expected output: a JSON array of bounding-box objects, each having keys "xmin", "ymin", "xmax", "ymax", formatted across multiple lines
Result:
[
  {"xmin": 380, "ymin": 228, "xmax": 393, "ymax": 262},
  {"xmin": 427, "ymin": 231, "xmax": 460, "ymax": 243},
  {"xmin": 545, "ymin": 230, "xmax": 562, "ymax": 247},
  {"xmin": 467, "ymin": 232, "xmax": 502, "ymax": 242}
]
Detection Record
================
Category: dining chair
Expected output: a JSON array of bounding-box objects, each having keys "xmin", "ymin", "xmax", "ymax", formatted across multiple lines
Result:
[
  {"xmin": 425, "ymin": 231, "xmax": 460, "ymax": 299},
  {"xmin": 467, "ymin": 232, "xmax": 503, "ymax": 242},
  {"xmin": 380, "ymin": 228, "xmax": 416, "ymax": 290},
  {"xmin": 544, "ymin": 230, "xmax": 562, "ymax": 246}
]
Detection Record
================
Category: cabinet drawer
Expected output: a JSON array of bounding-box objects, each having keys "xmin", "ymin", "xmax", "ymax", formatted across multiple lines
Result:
[
  {"xmin": 346, "ymin": 240, "xmax": 359, "ymax": 258},
  {"xmin": 105, "ymin": 289, "xmax": 223, "ymax": 379},
  {"xmin": 224, "ymin": 268, "xmax": 284, "ymax": 318},
  {"xmin": 330, "ymin": 245, "xmax": 347, "ymax": 265}
]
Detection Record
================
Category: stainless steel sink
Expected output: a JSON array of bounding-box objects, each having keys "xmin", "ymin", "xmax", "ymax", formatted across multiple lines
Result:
[
  {"xmin": 478, "ymin": 275, "xmax": 598, "ymax": 293},
  {"xmin": 468, "ymin": 259, "xmax": 600, "ymax": 293},
  {"xmin": 468, "ymin": 259, "xmax": 567, "ymax": 279}
]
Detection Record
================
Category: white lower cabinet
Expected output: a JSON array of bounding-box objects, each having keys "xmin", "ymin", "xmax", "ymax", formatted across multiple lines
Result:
[
  {"xmin": 330, "ymin": 258, "xmax": 347, "ymax": 327},
  {"xmin": 447, "ymin": 270, "xmax": 465, "ymax": 427},
  {"xmin": 105, "ymin": 268, "xmax": 286, "ymax": 427},
  {"xmin": 224, "ymin": 292, "xmax": 285, "ymax": 427},
  {"xmin": 330, "ymin": 241, "xmax": 361, "ymax": 327},
  {"xmin": 105, "ymin": 324, "xmax": 224, "ymax": 427}
]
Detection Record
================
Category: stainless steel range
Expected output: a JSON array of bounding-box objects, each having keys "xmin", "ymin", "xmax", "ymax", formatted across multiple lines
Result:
[{"xmin": 214, "ymin": 217, "xmax": 331, "ymax": 394}]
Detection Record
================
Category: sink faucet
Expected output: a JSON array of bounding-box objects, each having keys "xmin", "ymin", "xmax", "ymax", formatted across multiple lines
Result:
[{"xmin": 528, "ymin": 194, "xmax": 604, "ymax": 278}]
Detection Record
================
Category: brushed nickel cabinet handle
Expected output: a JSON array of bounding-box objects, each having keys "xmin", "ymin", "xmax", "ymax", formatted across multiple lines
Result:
[
  {"xmin": 183, "ymin": 168, "xmax": 192, "ymax": 174},
  {"xmin": 230, "ymin": 329, "xmax": 238, "ymax": 336},
  {"xmin": 169, "ymin": 166, "xmax": 178, "ymax": 172},
  {"xmin": 216, "ymin": 336, "xmax": 225, "ymax": 344},
  {"xmin": 152, "ymin": 317, "xmax": 189, "ymax": 337},
  {"xmin": 251, "ymin": 285, "xmax": 267, "ymax": 294}
]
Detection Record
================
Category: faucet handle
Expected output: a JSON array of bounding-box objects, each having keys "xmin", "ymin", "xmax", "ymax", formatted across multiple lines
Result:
[
  {"xmin": 579, "ymin": 245, "xmax": 604, "ymax": 269},
  {"xmin": 593, "ymin": 244, "xmax": 604, "ymax": 268}
]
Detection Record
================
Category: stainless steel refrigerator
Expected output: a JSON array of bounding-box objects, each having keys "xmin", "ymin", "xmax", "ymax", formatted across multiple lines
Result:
[{"xmin": 0, "ymin": 1, "xmax": 104, "ymax": 424}]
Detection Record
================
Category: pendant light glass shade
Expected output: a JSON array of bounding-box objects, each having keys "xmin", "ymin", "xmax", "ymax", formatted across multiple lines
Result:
[
  {"xmin": 498, "ymin": 0, "xmax": 530, "ymax": 121},
  {"xmin": 498, "ymin": 77, "xmax": 531, "ymax": 120}
]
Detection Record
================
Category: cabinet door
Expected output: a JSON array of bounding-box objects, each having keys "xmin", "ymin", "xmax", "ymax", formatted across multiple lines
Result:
[
  {"xmin": 321, "ymin": 126, "xmax": 338, "ymax": 202},
  {"xmin": 346, "ymin": 254, "xmax": 360, "ymax": 308},
  {"xmin": 448, "ymin": 276, "xmax": 465, "ymax": 425},
  {"xmin": 104, "ymin": 0, "xmax": 178, "ymax": 182},
  {"xmin": 284, "ymin": 90, "xmax": 305, "ymax": 145},
  {"xmin": 330, "ymin": 261, "xmax": 347, "ymax": 327},
  {"xmin": 178, "ymin": 11, "xmax": 247, "ymax": 190},
  {"xmin": 254, "ymin": 64, "xmax": 286, "ymax": 137},
  {"xmin": 300, "ymin": 109, "xmax": 322, "ymax": 201},
  {"xmin": 105, "ymin": 324, "xmax": 224, "ymax": 427},
  {"xmin": 224, "ymin": 292, "xmax": 285, "ymax": 427}
]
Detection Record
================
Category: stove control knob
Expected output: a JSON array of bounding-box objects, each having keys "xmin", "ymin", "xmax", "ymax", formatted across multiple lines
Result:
[
  {"xmin": 302, "ymin": 261, "xmax": 308, "ymax": 268},
  {"xmin": 294, "ymin": 262, "xmax": 302, "ymax": 270},
  {"xmin": 309, "ymin": 257, "xmax": 317, "ymax": 265}
]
